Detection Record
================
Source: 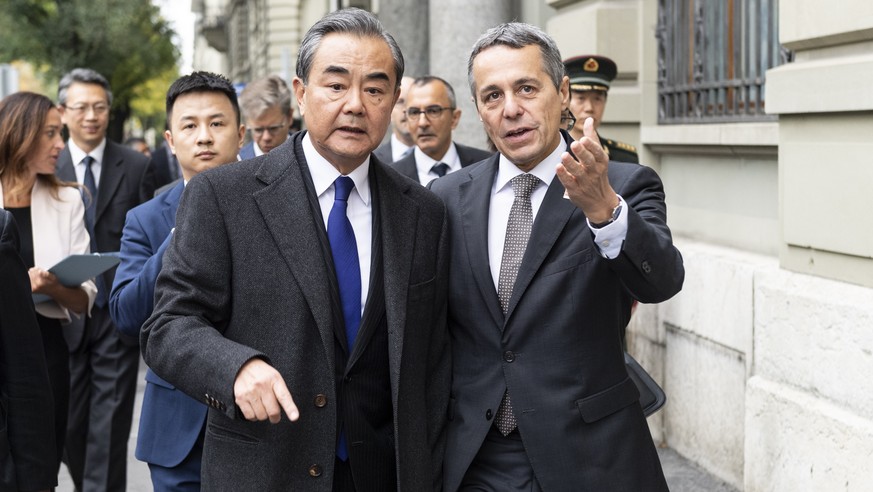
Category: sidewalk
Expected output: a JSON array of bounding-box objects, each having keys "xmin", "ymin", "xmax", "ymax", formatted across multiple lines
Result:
[{"xmin": 58, "ymin": 362, "xmax": 737, "ymax": 491}]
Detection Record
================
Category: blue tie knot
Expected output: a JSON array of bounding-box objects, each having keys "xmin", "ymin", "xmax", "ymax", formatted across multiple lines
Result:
[{"xmin": 334, "ymin": 176, "xmax": 355, "ymax": 202}]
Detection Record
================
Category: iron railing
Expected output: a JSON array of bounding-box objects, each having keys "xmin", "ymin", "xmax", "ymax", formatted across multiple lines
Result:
[{"xmin": 657, "ymin": 0, "xmax": 791, "ymax": 124}]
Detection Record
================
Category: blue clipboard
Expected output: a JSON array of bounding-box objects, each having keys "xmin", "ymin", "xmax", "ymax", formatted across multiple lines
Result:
[{"xmin": 32, "ymin": 253, "xmax": 120, "ymax": 304}]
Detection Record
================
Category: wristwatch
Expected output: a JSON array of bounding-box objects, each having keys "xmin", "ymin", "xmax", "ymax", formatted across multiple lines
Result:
[{"xmin": 589, "ymin": 198, "xmax": 622, "ymax": 229}]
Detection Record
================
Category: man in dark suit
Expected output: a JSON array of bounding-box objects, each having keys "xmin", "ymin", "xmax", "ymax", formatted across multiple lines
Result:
[
  {"xmin": 0, "ymin": 210, "xmax": 56, "ymax": 492},
  {"xmin": 110, "ymin": 72, "xmax": 245, "ymax": 490},
  {"xmin": 430, "ymin": 23, "xmax": 684, "ymax": 491},
  {"xmin": 141, "ymin": 9, "xmax": 450, "ymax": 491},
  {"xmin": 150, "ymin": 137, "xmax": 181, "ymax": 189},
  {"xmin": 390, "ymin": 76, "xmax": 491, "ymax": 185},
  {"xmin": 563, "ymin": 55, "xmax": 639, "ymax": 163},
  {"xmin": 372, "ymin": 75, "xmax": 414, "ymax": 163},
  {"xmin": 55, "ymin": 67, "xmax": 155, "ymax": 491},
  {"xmin": 238, "ymin": 75, "xmax": 294, "ymax": 159}
]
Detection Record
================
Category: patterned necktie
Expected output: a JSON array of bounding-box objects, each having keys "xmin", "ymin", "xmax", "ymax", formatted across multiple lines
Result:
[
  {"xmin": 81, "ymin": 156, "xmax": 108, "ymax": 306},
  {"xmin": 81, "ymin": 156, "xmax": 98, "ymax": 250},
  {"xmin": 494, "ymin": 173, "xmax": 539, "ymax": 436},
  {"xmin": 327, "ymin": 176, "xmax": 361, "ymax": 461},
  {"xmin": 430, "ymin": 162, "xmax": 450, "ymax": 177}
]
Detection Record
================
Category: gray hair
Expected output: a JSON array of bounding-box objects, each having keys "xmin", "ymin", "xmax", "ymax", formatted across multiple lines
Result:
[
  {"xmin": 239, "ymin": 75, "xmax": 293, "ymax": 121},
  {"xmin": 467, "ymin": 22, "xmax": 564, "ymax": 100},
  {"xmin": 411, "ymin": 76, "xmax": 457, "ymax": 108},
  {"xmin": 296, "ymin": 8, "xmax": 404, "ymax": 89},
  {"xmin": 58, "ymin": 68, "xmax": 113, "ymax": 106}
]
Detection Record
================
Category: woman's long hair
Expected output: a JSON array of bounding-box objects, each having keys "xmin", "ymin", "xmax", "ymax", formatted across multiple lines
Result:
[{"xmin": 0, "ymin": 91, "xmax": 78, "ymax": 201}]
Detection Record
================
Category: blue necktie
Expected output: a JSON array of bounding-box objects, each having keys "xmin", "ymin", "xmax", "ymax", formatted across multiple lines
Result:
[
  {"xmin": 81, "ymin": 156, "xmax": 106, "ymax": 307},
  {"xmin": 328, "ymin": 176, "xmax": 361, "ymax": 461}
]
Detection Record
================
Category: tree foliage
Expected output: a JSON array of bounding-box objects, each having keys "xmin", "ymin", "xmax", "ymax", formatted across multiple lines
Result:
[{"xmin": 0, "ymin": 0, "xmax": 180, "ymax": 141}]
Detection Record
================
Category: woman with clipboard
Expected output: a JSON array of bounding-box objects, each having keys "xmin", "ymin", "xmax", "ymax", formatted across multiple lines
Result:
[{"xmin": 0, "ymin": 91, "xmax": 97, "ymax": 478}]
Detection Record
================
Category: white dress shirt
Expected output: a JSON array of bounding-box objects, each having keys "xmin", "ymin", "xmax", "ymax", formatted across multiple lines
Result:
[
  {"xmin": 303, "ymin": 133, "xmax": 372, "ymax": 314},
  {"xmin": 413, "ymin": 143, "xmax": 461, "ymax": 185},
  {"xmin": 488, "ymin": 139, "xmax": 629, "ymax": 290},
  {"xmin": 68, "ymin": 138, "xmax": 107, "ymax": 188},
  {"xmin": 390, "ymin": 133, "xmax": 412, "ymax": 162}
]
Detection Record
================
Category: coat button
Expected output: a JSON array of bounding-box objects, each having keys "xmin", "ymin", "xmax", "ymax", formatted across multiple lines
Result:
[
  {"xmin": 314, "ymin": 394, "xmax": 327, "ymax": 408},
  {"xmin": 641, "ymin": 260, "xmax": 652, "ymax": 273},
  {"xmin": 308, "ymin": 464, "xmax": 322, "ymax": 477},
  {"xmin": 486, "ymin": 409, "xmax": 493, "ymax": 420},
  {"xmin": 504, "ymin": 351, "xmax": 515, "ymax": 362}
]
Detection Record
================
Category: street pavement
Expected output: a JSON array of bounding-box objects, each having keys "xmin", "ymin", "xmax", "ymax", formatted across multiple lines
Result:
[{"xmin": 57, "ymin": 361, "xmax": 737, "ymax": 491}]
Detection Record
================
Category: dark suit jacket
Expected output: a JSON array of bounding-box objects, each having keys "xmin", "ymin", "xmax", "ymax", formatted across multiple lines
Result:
[
  {"xmin": 430, "ymin": 133, "xmax": 684, "ymax": 492},
  {"xmin": 150, "ymin": 141, "xmax": 180, "ymax": 189},
  {"xmin": 0, "ymin": 210, "xmax": 56, "ymax": 492},
  {"xmin": 390, "ymin": 142, "xmax": 492, "ymax": 184},
  {"xmin": 372, "ymin": 139, "xmax": 394, "ymax": 164},
  {"xmin": 141, "ymin": 132, "xmax": 450, "ymax": 490},
  {"xmin": 56, "ymin": 139, "xmax": 155, "ymax": 348},
  {"xmin": 108, "ymin": 182, "xmax": 207, "ymax": 468}
]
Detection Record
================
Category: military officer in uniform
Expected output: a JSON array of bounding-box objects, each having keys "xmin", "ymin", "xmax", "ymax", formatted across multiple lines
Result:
[{"xmin": 563, "ymin": 55, "xmax": 639, "ymax": 163}]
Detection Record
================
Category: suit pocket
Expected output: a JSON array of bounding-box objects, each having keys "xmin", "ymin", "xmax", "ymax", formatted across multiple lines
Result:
[
  {"xmin": 575, "ymin": 377, "xmax": 640, "ymax": 423},
  {"xmin": 408, "ymin": 276, "xmax": 435, "ymax": 302},
  {"xmin": 540, "ymin": 248, "xmax": 594, "ymax": 277},
  {"xmin": 206, "ymin": 421, "xmax": 260, "ymax": 445}
]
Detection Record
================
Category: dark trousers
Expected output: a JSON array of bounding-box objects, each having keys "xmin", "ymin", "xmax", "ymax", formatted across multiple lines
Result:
[
  {"xmin": 460, "ymin": 426, "xmax": 544, "ymax": 492},
  {"xmin": 63, "ymin": 306, "xmax": 140, "ymax": 491},
  {"xmin": 37, "ymin": 315, "xmax": 68, "ymax": 473}
]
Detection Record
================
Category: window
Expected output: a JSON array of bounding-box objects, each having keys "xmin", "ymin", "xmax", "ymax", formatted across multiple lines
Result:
[{"xmin": 657, "ymin": 0, "xmax": 791, "ymax": 123}]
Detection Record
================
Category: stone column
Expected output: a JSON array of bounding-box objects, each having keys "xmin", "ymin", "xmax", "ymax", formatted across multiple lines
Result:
[
  {"xmin": 429, "ymin": 0, "xmax": 514, "ymax": 149},
  {"xmin": 378, "ymin": 0, "xmax": 430, "ymax": 79}
]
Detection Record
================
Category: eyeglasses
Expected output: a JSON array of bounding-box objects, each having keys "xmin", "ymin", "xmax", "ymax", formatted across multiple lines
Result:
[
  {"xmin": 406, "ymin": 106, "xmax": 454, "ymax": 119},
  {"xmin": 63, "ymin": 103, "xmax": 110, "ymax": 115},
  {"xmin": 560, "ymin": 110, "xmax": 577, "ymax": 132},
  {"xmin": 250, "ymin": 121, "xmax": 288, "ymax": 136}
]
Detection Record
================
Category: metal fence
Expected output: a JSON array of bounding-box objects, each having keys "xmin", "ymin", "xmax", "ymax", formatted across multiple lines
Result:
[{"xmin": 656, "ymin": 0, "xmax": 791, "ymax": 124}]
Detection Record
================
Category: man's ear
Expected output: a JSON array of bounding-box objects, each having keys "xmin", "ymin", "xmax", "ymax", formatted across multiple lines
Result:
[
  {"xmin": 164, "ymin": 129, "xmax": 175, "ymax": 155},
  {"xmin": 292, "ymin": 77, "xmax": 307, "ymax": 116}
]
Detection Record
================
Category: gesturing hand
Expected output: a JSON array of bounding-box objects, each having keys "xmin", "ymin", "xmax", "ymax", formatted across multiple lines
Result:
[
  {"xmin": 556, "ymin": 117, "xmax": 619, "ymax": 223},
  {"xmin": 233, "ymin": 358, "xmax": 300, "ymax": 424}
]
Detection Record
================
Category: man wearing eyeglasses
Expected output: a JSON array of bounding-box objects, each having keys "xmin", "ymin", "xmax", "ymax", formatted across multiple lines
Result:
[
  {"xmin": 238, "ymin": 75, "xmax": 295, "ymax": 159},
  {"xmin": 390, "ymin": 76, "xmax": 491, "ymax": 185},
  {"xmin": 55, "ymin": 67, "xmax": 156, "ymax": 491}
]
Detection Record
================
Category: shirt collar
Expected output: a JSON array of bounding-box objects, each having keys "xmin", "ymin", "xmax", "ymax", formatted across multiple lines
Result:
[
  {"xmin": 253, "ymin": 141, "xmax": 265, "ymax": 157},
  {"xmin": 303, "ymin": 132, "xmax": 371, "ymax": 206},
  {"xmin": 494, "ymin": 137, "xmax": 563, "ymax": 193},
  {"xmin": 69, "ymin": 138, "xmax": 107, "ymax": 167},
  {"xmin": 413, "ymin": 142, "xmax": 459, "ymax": 174}
]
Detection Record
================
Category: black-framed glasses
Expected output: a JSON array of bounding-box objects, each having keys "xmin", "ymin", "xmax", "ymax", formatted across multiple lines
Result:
[
  {"xmin": 560, "ymin": 109, "xmax": 577, "ymax": 132},
  {"xmin": 406, "ymin": 106, "xmax": 454, "ymax": 119},
  {"xmin": 250, "ymin": 121, "xmax": 288, "ymax": 136},
  {"xmin": 63, "ymin": 103, "xmax": 110, "ymax": 115}
]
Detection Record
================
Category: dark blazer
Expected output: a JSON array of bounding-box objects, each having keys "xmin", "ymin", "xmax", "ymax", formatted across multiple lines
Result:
[
  {"xmin": 141, "ymin": 132, "xmax": 450, "ymax": 490},
  {"xmin": 372, "ymin": 139, "xmax": 394, "ymax": 164},
  {"xmin": 108, "ymin": 182, "xmax": 208, "ymax": 468},
  {"xmin": 56, "ymin": 139, "xmax": 155, "ymax": 347},
  {"xmin": 430, "ymin": 133, "xmax": 684, "ymax": 492},
  {"xmin": 150, "ymin": 141, "xmax": 180, "ymax": 189},
  {"xmin": 390, "ymin": 142, "xmax": 492, "ymax": 184},
  {"xmin": 0, "ymin": 210, "xmax": 56, "ymax": 492}
]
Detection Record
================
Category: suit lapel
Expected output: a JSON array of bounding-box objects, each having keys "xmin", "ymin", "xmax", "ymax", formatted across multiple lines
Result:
[
  {"xmin": 252, "ymin": 138, "xmax": 337, "ymax": 376},
  {"xmin": 95, "ymin": 142, "xmax": 124, "ymax": 224},
  {"xmin": 56, "ymin": 148, "xmax": 76, "ymax": 182},
  {"xmin": 461, "ymin": 156, "xmax": 504, "ymax": 327},
  {"xmin": 162, "ymin": 182, "xmax": 184, "ymax": 230},
  {"xmin": 370, "ymin": 165, "xmax": 418, "ymax": 401}
]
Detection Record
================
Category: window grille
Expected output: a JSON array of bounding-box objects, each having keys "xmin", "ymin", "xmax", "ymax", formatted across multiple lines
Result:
[{"xmin": 657, "ymin": 0, "xmax": 792, "ymax": 124}]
